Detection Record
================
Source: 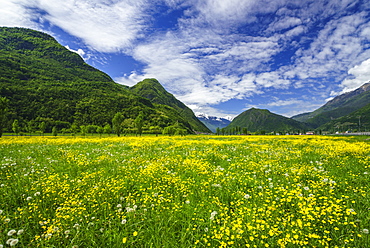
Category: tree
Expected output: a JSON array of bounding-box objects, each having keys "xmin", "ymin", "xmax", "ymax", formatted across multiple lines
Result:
[
  {"xmin": 122, "ymin": 118, "xmax": 134, "ymax": 135},
  {"xmin": 0, "ymin": 97, "xmax": 9, "ymax": 137},
  {"xmin": 87, "ymin": 124, "xmax": 98, "ymax": 135},
  {"xmin": 103, "ymin": 124, "xmax": 112, "ymax": 136},
  {"xmin": 97, "ymin": 126, "xmax": 104, "ymax": 137},
  {"xmin": 216, "ymin": 127, "xmax": 220, "ymax": 135},
  {"xmin": 39, "ymin": 122, "xmax": 46, "ymax": 136},
  {"xmin": 70, "ymin": 123, "xmax": 79, "ymax": 136},
  {"xmin": 242, "ymin": 127, "xmax": 248, "ymax": 135},
  {"xmin": 149, "ymin": 126, "xmax": 162, "ymax": 136},
  {"xmin": 112, "ymin": 112, "xmax": 124, "ymax": 137},
  {"xmin": 12, "ymin": 119, "xmax": 20, "ymax": 136},
  {"xmin": 163, "ymin": 126, "xmax": 175, "ymax": 136},
  {"xmin": 135, "ymin": 112, "xmax": 144, "ymax": 136},
  {"xmin": 52, "ymin": 126, "xmax": 58, "ymax": 136},
  {"xmin": 27, "ymin": 120, "xmax": 35, "ymax": 136},
  {"xmin": 80, "ymin": 125, "xmax": 87, "ymax": 136}
]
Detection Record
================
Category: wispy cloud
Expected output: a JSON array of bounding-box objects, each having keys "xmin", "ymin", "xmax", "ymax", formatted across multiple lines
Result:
[
  {"xmin": 1, "ymin": 0, "xmax": 370, "ymax": 118},
  {"xmin": 340, "ymin": 58, "xmax": 370, "ymax": 93},
  {"xmin": 1, "ymin": 0, "xmax": 150, "ymax": 53},
  {"xmin": 0, "ymin": 0, "xmax": 40, "ymax": 29}
]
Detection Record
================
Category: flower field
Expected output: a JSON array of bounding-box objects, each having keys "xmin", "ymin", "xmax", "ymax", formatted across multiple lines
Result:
[{"xmin": 0, "ymin": 135, "xmax": 369, "ymax": 247}]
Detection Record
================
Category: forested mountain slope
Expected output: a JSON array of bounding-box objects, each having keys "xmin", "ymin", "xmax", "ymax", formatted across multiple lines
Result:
[
  {"xmin": 130, "ymin": 79, "xmax": 210, "ymax": 133},
  {"xmin": 292, "ymin": 83, "xmax": 370, "ymax": 128},
  {"xmin": 0, "ymin": 27, "xmax": 198, "ymax": 134},
  {"xmin": 226, "ymin": 108, "xmax": 312, "ymax": 133}
]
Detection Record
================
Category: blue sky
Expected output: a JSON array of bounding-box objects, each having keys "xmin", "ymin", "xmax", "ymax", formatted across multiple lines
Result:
[{"xmin": 1, "ymin": 0, "xmax": 370, "ymax": 118}]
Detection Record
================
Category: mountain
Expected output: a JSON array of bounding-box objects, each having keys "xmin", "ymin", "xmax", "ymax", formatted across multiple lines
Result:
[
  {"xmin": 130, "ymin": 78, "xmax": 211, "ymax": 133},
  {"xmin": 196, "ymin": 114, "xmax": 231, "ymax": 133},
  {"xmin": 226, "ymin": 108, "xmax": 312, "ymax": 133},
  {"xmin": 0, "ymin": 27, "xmax": 202, "ymax": 134},
  {"xmin": 292, "ymin": 83, "xmax": 370, "ymax": 128},
  {"xmin": 318, "ymin": 102, "xmax": 370, "ymax": 132}
]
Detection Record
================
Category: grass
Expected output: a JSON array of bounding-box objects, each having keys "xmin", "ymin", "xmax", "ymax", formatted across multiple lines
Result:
[{"xmin": 0, "ymin": 135, "xmax": 369, "ymax": 247}]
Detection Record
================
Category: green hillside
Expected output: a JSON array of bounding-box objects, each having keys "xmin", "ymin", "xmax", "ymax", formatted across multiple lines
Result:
[
  {"xmin": 0, "ymin": 27, "xmax": 198, "ymax": 134},
  {"xmin": 226, "ymin": 108, "xmax": 312, "ymax": 133},
  {"xmin": 318, "ymin": 102, "xmax": 370, "ymax": 132},
  {"xmin": 292, "ymin": 83, "xmax": 370, "ymax": 127},
  {"xmin": 130, "ymin": 78, "xmax": 211, "ymax": 133}
]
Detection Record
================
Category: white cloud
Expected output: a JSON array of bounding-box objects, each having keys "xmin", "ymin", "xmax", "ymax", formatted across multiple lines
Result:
[
  {"xmin": 340, "ymin": 58, "xmax": 370, "ymax": 93},
  {"xmin": 65, "ymin": 45, "xmax": 89, "ymax": 60},
  {"xmin": 0, "ymin": 0, "xmax": 150, "ymax": 53},
  {"xmin": 255, "ymin": 72, "xmax": 290, "ymax": 89},
  {"xmin": 284, "ymin": 11, "xmax": 370, "ymax": 86},
  {"xmin": 2, "ymin": 0, "xmax": 370, "ymax": 118},
  {"xmin": 0, "ymin": 0, "xmax": 40, "ymax": 29},
  {"xmin": 267, "ymin": 99, "xmax": 303, "ymax": 107},
  {"xmin": 267, "ymin": 16, "xmax": 302, "ymax": 33}
]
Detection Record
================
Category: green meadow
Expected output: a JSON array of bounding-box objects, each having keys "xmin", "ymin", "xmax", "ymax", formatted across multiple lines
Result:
[{"xmin": 0, "ymin": 135, "xmax": 369, "ymax": 247}]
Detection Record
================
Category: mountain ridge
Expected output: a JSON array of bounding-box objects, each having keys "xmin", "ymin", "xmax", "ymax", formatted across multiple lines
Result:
[
  {"xmin": 292, "ymin": 82, "xmax": 370, "ymax": 127},
  {"xmin": 0, "ymin": 27, "xmax": 205, "ymax": 134},
  {"xmin": 226, "ymin": 108, "xmax": 312, "ymax": 133},
  {"xmin": 130, "ymin": 78, "xmax": 211, "ymax": 133}
]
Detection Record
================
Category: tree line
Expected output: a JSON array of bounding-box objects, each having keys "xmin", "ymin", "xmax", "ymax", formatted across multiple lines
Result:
[{"xmin": 0, "ymin": 97, "xmax": 188, "ymax": 137}]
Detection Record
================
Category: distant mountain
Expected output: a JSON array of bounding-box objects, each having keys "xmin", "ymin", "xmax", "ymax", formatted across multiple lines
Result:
[
  {"xmin": 130, "ymin": 78, "xmax": 211, "ymax": 133},
  {"xmin": 292, "ymin": 83, "xmax": 370, "ymax": 128},
  {"xmin": 227, "ymin": 108, "xmax": 312, "ymax": 133},
  {"xmin": 318, "ymin": 102, "xmax": 370, "ymax": 132},
  {"xmin": 0, "ymin": 27, "xmax": 203, "ymax": 134},
  {"xmin": 196, "ymin": 114, "xmax": 231, "ymax": 133}
]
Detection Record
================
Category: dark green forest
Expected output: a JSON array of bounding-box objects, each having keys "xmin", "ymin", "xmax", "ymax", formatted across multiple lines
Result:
[{"xmin": 0, "ymin": 27, "xmax": 209, "ymax": 136}]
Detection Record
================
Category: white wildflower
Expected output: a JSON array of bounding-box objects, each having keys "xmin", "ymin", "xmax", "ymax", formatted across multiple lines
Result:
[
  {"xmin": 244, "ymin": 194, "xmax": 251, "ymax": 199},
  {"xmin": 304, "ymin": 187, "xmax": 310, "ymax": 191},
  {"xmin": 17, "ymin": 229, "xmax": 24, "ymax": 235},
  {"xmin": 117, "ymin": 204, "xmax": 122, "ymax": 208},
  {"xmin": 362, "ymin": 229, "xmax": 369, "ymax": 234},
  {"xmin": 0, "ymin": 210, "xmax": 3, "ymax": 214},
  {"xmin": 185, "ymin": 200, "xmax": 190, "ymax": 204},
  {"xmin": 7, "ymin": 230, "xmax": 16, "ymax": 236},
  {"xmin": 210, "ymin": 211, "xmax": 218, "ymax": 220},
  {"xmin": 64, "ymin": 230, "xmax": 70, "ymax": 235},
  {"xmin": 26, "ymin": 196, "xmax": 32, "ymax": 201},
  {"xmin": 6, "ymin": 239, "xmax": 19, "ymax": 246},
  {"xmin": 126, "ymin": 207, "xmax": 134, "ymax": 212},
  {"xmin": 121, "ymin": 219, "xmax": 127, "ymax": 224}
]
